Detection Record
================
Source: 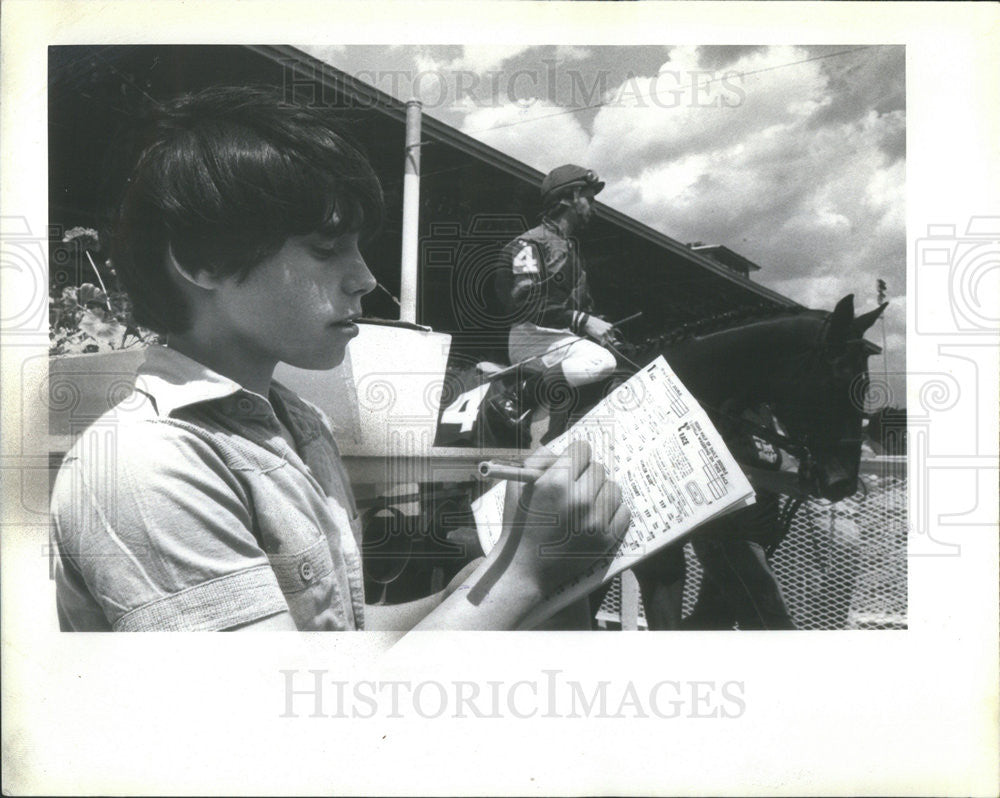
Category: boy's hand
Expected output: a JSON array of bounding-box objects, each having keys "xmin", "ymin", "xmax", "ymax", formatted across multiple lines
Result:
[
  {"xmin": 502, "ymin": 440, "xmax": 631, "ymax": 594},
  {"xmin": 413, "ymin": 441, "xmax": 630, "ymax": 630}
]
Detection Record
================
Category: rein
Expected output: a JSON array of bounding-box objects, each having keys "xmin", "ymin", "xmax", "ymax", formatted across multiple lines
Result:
[
  {"xmin": 629, "ymin": 312, "xmax": 867, "ymax": 468},
  {"xmin": 620, "ymin": 330, "xmax": 822, "ymax": 464},
  {"xmin": 708, "ymin": 404, "xmax": 814, "ymax": 460}
]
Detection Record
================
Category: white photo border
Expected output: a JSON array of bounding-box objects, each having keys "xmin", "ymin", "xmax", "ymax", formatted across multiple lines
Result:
[{"xmin": 2, "ymin": 2, "xmax": 997, "ymax": 795}]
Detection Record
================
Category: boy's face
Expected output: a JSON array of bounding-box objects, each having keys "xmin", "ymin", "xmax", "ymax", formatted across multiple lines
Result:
[{"xmin": 210, "ymin": 230, "xmax": 377, "ymax": 370}]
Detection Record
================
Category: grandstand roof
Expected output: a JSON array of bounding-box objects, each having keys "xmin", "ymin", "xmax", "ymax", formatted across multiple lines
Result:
[{"xmin": 48, "ymin": 44, "xmax": 801, "ymax": 355}]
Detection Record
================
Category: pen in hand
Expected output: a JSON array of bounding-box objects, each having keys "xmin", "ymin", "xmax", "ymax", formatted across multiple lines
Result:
[{"xmin": 477, "ymin": 460, "xmax": 546, "ymax": 483}]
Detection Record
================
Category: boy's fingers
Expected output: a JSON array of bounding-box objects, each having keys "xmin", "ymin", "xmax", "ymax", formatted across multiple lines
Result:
[
  {"xmin": 609, "ymin": 497, "xmax": 632, "ymax": 540},
  {"xmin": 566, "ymin": 440, "xmax": 592, "ymax": 481},
  {"xmin": 593, "ymin": 501, "xmax": 631, "ymax": 559},
  {"xmin": 592, "ymin": 476, "xmax": 621, "ymax": 526},
  {"xmin": 522, "ymin": 444, "xmax": 558, "ymax": 471},
  {"xmin": 530, "ymin": 440, "xmax": 591, "ymax": 493},
  {"xmin": 586, "ymin": 460, "xmax": 608, "ymax": 491},
  {"xmin": 577, "ymin": 460, "xmax": 608, "ymax": 507},
  {"xmin": 508, "ymin": 447, "xmax": 558, "ymax": 513}
]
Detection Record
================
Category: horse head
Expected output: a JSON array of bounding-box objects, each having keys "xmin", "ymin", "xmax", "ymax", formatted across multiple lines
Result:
[
  {"xmin": 648, "ymin": 293, "xmax": 887, "ymax": 503},
  {"xmin": 767, "ymin": 294, "xmax": 887, "ymax": 501}
]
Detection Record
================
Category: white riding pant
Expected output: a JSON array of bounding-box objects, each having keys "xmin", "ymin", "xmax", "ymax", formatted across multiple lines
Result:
[{"xmin": 509, "ymin": 322, "xmax": 617, "ymax": 388}]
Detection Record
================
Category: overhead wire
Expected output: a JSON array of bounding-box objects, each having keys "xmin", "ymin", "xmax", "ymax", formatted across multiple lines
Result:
[
  {"xmin": 417, "ymin": 45, "xmax": 883, "ymax": 182},
  {"xmin": 461, "ymin": 45, "xmax": 880, "ymax": 137}
]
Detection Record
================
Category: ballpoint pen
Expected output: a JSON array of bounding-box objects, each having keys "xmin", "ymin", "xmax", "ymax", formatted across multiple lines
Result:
[{"xmin": 477, "ymin": 460, "xmax": 546, "ymax": 483}]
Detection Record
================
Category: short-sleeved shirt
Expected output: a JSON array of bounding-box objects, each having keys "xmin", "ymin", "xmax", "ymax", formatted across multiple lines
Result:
[{"xmin": 51, "ymin": 345, "xmax": 366, "ymax": 631}]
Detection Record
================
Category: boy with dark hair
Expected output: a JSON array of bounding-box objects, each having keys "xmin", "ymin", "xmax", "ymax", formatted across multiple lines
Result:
[{"xmin": 51, "ymin": 85, "xmax": 629, "ymax": 631}]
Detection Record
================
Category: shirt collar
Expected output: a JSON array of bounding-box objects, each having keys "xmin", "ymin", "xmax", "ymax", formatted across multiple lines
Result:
[
  {"xmin": 134, "ymin": 345, "xmax": 256, "ymax": 417},
  {"xmin": 541, "ymin": 216, "xmax": 577, "ymax": 246},
  {"xmin": 133, "ymin": 347, "xmax": 326, "ymax": 448},
  {"xmin": 541, "ymin": 216, "xmax": 565, "ymax": 237}
]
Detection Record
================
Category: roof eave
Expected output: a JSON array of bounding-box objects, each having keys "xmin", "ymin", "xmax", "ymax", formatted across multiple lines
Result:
[{"xmin": 251, "ymin": 45, "xmax": 801, "ymax": 309}]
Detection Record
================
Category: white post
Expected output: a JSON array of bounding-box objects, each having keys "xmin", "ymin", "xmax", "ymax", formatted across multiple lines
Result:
[
  {"xmin": 620, "ymin": 570, "xmax": 640, "ymax": 631},
  {"xmin": 399, "ymin": 99, "xmax": 422, "ymax": 325}
]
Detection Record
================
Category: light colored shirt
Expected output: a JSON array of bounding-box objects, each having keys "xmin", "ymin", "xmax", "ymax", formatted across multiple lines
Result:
[{"xmin": 51, "ymin": 346, "xmax": 366, "ymax": 631}]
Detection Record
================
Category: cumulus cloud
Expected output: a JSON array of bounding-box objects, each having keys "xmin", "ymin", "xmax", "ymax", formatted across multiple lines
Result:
[
  {"xmin": 414, "ymin": 44, "xmax": 534, "ymax": 78},
  {"xmin": 520, "ymin": 45, "xmax": 902, "ymax": 395},
  {"xmin": 552, "ymin": 45, "xmax": 592, "ymax": 63},
  {"xmin": 460, "ymin": 101, "xmax": 591, "ymax": 170},
  {"xmin": 310, "ymin": 43, "xmax": 906, "ymax": 402},
  {"xmin": 450, "ymin": 46, "xmax": 903, "ymax": 300},
  {"xmin": 578, "ymin": 45, "xmax": 904, "ymax": 345}
]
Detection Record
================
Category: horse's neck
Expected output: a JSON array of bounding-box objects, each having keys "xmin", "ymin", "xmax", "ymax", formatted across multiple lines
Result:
[{"xmin": 661, "ymin": 315, "xmax": 821, "ymax": 408}]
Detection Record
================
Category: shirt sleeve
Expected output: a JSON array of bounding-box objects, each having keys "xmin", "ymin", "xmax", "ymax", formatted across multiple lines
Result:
[
  {"xmin": 51, "ymin": 420, "xmax": 290, "ymax": 631},
  {"xmin": 575, "ymin": 268, "xmax": 596, "ymax": 317},
  {"xmin": 499, "ymin": 239, "xmax": 586, "ymax": 333}
]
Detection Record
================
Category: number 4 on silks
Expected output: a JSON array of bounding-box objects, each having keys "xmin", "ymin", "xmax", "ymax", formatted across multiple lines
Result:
[
  {"xmin": 440, "ymin": 383, "xmax": 491, "ymax": 433},
  {"xmin": 512, "ymin": 243, "xmax": 540, "ymax": 275}
]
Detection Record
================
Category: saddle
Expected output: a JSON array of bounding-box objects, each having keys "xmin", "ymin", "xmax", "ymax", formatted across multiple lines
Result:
[
  {"xmin": 436, "ymin": 333, "xmax": 636, "ymax": 449},
  {"xmin": 473, "ymin": 347, "xmax": 635, "ymax": 446},
  {"xmin": 434, "ymin": 360, "xmax": 535, "ymax": 448}
]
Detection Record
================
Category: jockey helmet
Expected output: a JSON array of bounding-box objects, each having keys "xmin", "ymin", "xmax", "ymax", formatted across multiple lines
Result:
[{"xmin": 541, "ymin": 164, "xmax": 605, "ymax": 209}]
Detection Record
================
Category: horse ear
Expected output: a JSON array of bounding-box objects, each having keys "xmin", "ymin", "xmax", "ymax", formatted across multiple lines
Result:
[
  {"xmin": 828, "ymin": 294, "xmax": 855, "ymax": 342},
  {"xmin": 852, "ymin": 302, "xmax": 888, "ymax": 335}
]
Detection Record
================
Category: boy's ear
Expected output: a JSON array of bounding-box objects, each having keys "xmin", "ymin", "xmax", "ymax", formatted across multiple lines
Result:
[{"xmin": 167, "ymin": 245, "xmax": 219, "ymax": 290}]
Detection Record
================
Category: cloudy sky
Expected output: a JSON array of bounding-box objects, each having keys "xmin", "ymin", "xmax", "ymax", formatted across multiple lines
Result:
[{"xmin": 301, "ymin": 44, "xmax": 906, "ymax": 404}]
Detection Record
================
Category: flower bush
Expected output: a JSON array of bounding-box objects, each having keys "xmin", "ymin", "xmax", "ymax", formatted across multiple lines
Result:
[{"xmin": 48, "ymin": 226, "xmax": 158, "ymax": 355}]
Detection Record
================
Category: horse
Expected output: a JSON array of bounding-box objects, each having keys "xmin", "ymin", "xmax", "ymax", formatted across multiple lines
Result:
[
  {"xmin": 611, "ymin": 293, "xmax": 887, "ymax": 629},
  {"xmin": 379, "ymin": 294, "xmax": 886, "ymax": 626},
  {"xmin": 635, "ymin": 293, "xmax": 886, "ymax": 503}
]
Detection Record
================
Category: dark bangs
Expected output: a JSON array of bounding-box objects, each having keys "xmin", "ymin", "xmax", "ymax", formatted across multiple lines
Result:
[
  {"xmin": 252, "ymin": 117, "xmax": 384, "ymax": 242},
  {"xmin": 165, "ymin": 111, "xmax": 385, "ymax": 279},
  {"xmin": 294, "ymin": 155, "xmax": 384, "ymax": 244},
  {"xmin": 112, "ymin": 85, "xmax": 386, "ymax": 333}
]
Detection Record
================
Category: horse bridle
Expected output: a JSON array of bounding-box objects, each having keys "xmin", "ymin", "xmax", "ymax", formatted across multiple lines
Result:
[
  {"xmin": 606, "ymin": 336, "xmax": 822, "ymax": 467},
  {"xmin": 616, "ymin": 318, "xmax": 869, "ymax": 492}
]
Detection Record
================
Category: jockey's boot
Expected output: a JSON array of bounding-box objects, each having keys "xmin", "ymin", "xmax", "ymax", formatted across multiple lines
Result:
[{"xmin": 535, "ymin": 367, "xmax": 580, "ymax": 445}]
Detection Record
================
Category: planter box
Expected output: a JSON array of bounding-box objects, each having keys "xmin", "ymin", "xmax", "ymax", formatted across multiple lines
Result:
[
  {"xmin": 48, "ymin": 348, "xmax": 148, "ymax": 445},
  {"xmin": 46, "ymin": 326, "xmax": 505, "ymax": 489}
]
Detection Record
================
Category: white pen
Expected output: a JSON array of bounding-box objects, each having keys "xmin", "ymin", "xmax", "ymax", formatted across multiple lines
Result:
[{"xmin": 477, "ymin": 460, "xmax": 546, "ymax": 483}]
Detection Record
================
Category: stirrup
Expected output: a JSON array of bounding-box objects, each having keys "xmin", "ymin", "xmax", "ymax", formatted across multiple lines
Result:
[{"xmin": 486, "ymin": 393, "xmax": 532, "ymax": 431}]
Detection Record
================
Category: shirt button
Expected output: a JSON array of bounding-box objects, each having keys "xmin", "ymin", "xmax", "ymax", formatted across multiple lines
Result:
[
  {"xmin": 236, "ymin": 396, "xmax": 256, "ymax": 414},
  {"xmin": 299, "ymin": 560, "xmax": 314, "ymax": 583}
]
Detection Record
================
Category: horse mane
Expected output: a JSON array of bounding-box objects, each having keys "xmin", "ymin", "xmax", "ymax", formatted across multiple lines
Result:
[{"xmin": 644, "ymin": 303, "xmax": 812, "ymax": 349}]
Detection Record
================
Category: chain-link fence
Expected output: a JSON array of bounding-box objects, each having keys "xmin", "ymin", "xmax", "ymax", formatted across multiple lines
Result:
[{"xmin": 598, "ymin": 459, "xmax": 908, "ymax": 630}]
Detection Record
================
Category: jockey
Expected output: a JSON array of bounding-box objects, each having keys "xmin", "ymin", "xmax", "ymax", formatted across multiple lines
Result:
[{"xmin": 496, "ymin": 164, "xmax": 619, "ymax": 443}]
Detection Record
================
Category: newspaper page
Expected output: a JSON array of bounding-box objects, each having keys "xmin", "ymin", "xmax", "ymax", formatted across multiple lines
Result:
[{"xmin": 473, "ymin": 356, "xmax": 755, "ymax": 629}]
